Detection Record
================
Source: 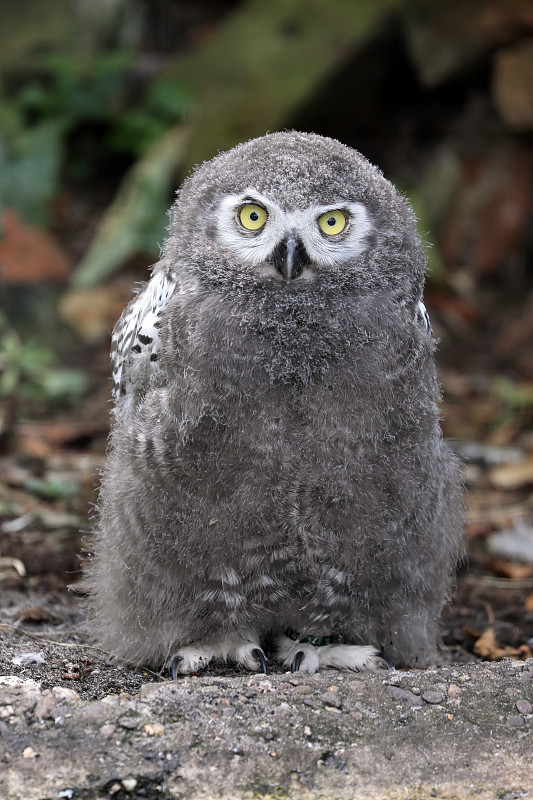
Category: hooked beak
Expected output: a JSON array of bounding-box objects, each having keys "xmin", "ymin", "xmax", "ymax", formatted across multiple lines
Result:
[{"xmin": 272, "ymin": 232, "xmax": 310, "ymax": 283}]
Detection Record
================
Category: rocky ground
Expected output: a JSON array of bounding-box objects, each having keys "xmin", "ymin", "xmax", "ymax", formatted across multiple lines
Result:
[
  {"xmin": 0, "ymin": 623, "xmax": 532, "ymax": 800},
  {"xmin": 0, "ymin": 586, "xmax": 532, "ymax": 800}
]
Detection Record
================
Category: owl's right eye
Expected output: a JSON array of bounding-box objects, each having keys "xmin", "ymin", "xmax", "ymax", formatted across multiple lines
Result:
[{"xmin": 238, "ymin": 204, "xmax": 268, "ymax": 231}]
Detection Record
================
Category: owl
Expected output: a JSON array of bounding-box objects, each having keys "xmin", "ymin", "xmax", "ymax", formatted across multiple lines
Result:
[{"xmin": 86, "ymin": 131, "xmax": 463, "ymax": 676}]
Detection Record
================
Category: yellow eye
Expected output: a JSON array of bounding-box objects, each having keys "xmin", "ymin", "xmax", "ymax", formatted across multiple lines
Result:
[
  {"xmin": 238, "ymin": 204, "xmax": 268, "ymax": 231},
  {"xmin": 318, "ymin": 210, "xmax": 348, "ymax": 236}
]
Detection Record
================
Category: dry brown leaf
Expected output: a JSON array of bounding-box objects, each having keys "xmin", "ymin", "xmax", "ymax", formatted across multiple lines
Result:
[
  {"xmin": 0, "ymin": 208, "xmax": 71, "ymax": 283},
  {"xmin": 489, "ymin": 456, "xmax": 533, "ymax": 489},
  {"xmin": 14, "ymin": 606, "xmax": 55, "ymax": 623},
  {"xmin": 485, "ymin": 556, "xmax": 533, "ymax": 580},
  {"xmin": 473, "ymin": 627, "xmax": 530, "ymax": 661},
  {"xmin": 59, "ymin": 281, "xmax": 133, "ymax": 342},
  {"xmin": 15, "ymin": 420, "xmax": 108, "ymax": 457}
]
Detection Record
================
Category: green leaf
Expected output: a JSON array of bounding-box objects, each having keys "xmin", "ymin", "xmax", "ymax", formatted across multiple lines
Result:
[
  {"xmin": 0, "ymin": 119, "xmax": 65, "ymax": 225},
  {"xmin": 40, "ymin": 368, "xmax": 89, "ymax": 401},
  {"xmin": 26, "ymin": 478, "xmax": 78, "ymax": 501}
]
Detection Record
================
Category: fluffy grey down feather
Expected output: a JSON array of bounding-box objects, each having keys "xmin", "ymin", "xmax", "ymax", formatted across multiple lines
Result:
[{"xmin": 86, "ymin": 131, "xmax": 464, "ymax": 671}]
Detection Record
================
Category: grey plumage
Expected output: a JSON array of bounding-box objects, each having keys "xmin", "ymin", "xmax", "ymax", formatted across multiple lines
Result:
[{"xmin": 86, "ymin": 131, "xmax": 463, "ymax": 674}]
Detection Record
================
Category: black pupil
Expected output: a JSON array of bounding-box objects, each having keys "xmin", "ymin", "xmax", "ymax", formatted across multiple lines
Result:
[
  {"xmin": 327, "ymin": 216, "xmax": 337, "ymax": 226},
  {"xmin": 250, "ymin": 211, "xmax": 259, "ymax": 221}
]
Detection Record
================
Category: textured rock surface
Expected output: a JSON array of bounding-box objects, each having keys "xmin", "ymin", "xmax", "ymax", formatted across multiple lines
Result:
[{"xmin": 1, "ymin": 659, "xmax": 532, "ymax": 799}]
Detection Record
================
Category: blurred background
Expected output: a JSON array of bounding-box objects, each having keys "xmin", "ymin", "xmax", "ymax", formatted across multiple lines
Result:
[{"xmin": 0, "ymin": 0, "xmax": 532, "ymax": 661}]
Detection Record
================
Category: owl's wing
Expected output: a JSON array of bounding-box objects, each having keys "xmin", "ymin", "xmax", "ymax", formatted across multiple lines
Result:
[
  {"xmin": 416, "ymin": 299, "xmax": 432, "ymax": 335},
  {"xmin": 111, "ymin": 264, "xmax": 176, "ymax": 404}
]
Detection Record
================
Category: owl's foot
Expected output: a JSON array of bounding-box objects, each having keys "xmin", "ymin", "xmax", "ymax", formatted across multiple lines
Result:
[
  {"xmin": 169, "ymin": 632, "xmax": 267, "ymax": 677},
  {"xmin": 275, "ymin": 633, "xmax": 389, "ymax": 674}
]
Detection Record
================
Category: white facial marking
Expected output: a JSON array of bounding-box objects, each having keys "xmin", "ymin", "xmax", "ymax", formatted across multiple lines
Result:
[{"xmin": 216, "ymin": 190, "xmax": 374, "ymax": 273}]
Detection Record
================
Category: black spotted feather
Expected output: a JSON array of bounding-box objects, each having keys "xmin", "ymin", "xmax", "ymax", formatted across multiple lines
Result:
[{"xmin": 110, "ymin": 264, "xmax": 176, "ymax": 404}]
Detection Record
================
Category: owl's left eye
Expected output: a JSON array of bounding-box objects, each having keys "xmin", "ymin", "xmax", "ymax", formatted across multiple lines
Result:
[
  {"xmin": 238, "ymin": 204, "xmax": 268, "ymax": 231},
  {"xmin": 318, "ymin": 210, "xmax": 348, "ymax": 236}
]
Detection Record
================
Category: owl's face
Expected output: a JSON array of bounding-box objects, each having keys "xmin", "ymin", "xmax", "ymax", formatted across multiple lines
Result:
[
  {"xmin": 215, "ymin": 189, "xmax": 374, "ymax": 283},
  {"xmin": 166, "ymin": 131, "xmax": 424, "ymax": 299}
]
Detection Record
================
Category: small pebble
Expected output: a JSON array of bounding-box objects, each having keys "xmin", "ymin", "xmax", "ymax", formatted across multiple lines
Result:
[
  {"xmin": 304, "ymin": 726, "xmax": 312, "ymax": 736},
  {"xmin": 516, "ymin": 699, "xmax": 532, "ymax": 715},
  {"xmin": 410, "ymin": 687, "xmax": 421, "ymax": 695},
  {"xmin": 447, "ymin": 684, "xmax": 462, "ymax": 699},
  {"xmin": 122, "ymin": 778, "xmax": 138, "ymax": 792},
  {"xmin": 507, "ymin": 714, "xmax": 526, "ymax": 728},
  {"xmin": 387, "ymin": 686, "xmax": 424, "ymax": 707},
  {"xmin": 422, "ymin": 691, "xmax": 444, "ymax": 705},
  {"xmin": 52, "ymin": 687, "xmax": 79, "ymax": 701},
  {"xmin": 34, "ymin": 696, "xmax": 53, "ymax": 719},
  {"xmin": 144, "ymin": 722, "xmax": 165, "ymax": 736},
  {"xmin": 320, "ymin": 692, "xmax": 342, "ymax": 709},
  {"xmin": 293, "ymin": 685, "xmax": 312, "ymax": 695},
  {"xmin": 118, "ymin": 715, "xmax": 138, "ymax": 730},
  {"xmin": 22, "ymin": 746, "xmax": 37, "ymax": 758},
  {"xmin": 99, "ymin": 724, "xmax": 115, "ymax": 736}
]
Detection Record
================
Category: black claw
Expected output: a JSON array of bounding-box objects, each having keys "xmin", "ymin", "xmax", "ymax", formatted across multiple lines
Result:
[
  {"xmin": 171, "ymin": 655, "xmax": 183, "ymax": 680},
  {"xmin": 252, "ymin": 648, "xmax": 268, "ymax": 674},
  {"xmin": 379, "ymin": 652, "xmax": 394, "ymax": 670},
  {"xmin": 292, "ymin": 650, "xmax": 304, "ymax": 672}
]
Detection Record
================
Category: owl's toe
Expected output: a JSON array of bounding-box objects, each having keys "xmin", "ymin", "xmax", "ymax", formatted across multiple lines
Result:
[
  {"xmin": 170, "ymin": 644, "xmax": 215, "ymax": 676},
  {"xmin": 232, "ymin": 641, "xmax": 268, "ymax": 672},
  {"xmin": 169, "ymin": 633, "xmax": 266, "ymax": 676},
  {"xmin": 274, "ymin": 632, "xmax": 389, "ymax": 673},
  {"xmin": 251, "ymin": 647, "xmax": 268, "ymax": 674},
  {"xmin": 276, "ymin": 638, "xmax": 321, "ymax": 674},
  {"xmin": 288, "ymin": 645, "xmax": 320, "ymax": 674},
  {"xmin": 318, "ymin": 644, "xmax": 389, "ymax": 672}
]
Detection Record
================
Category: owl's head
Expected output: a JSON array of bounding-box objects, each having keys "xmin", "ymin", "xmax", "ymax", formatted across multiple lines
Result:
[{"xmin": 164, "ymin": 131, "xmax": 425, "ymax": 299}]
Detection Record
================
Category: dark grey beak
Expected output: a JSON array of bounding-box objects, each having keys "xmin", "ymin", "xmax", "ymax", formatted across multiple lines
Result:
[{"xmin": 272, "ymin": 232, "xmax": 310, "ymax": 283}]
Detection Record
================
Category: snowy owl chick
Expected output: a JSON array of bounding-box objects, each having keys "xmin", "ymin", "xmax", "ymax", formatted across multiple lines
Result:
[{"xmin": 86, "ymin": 131, "xmax": 463, "ymax": 676}]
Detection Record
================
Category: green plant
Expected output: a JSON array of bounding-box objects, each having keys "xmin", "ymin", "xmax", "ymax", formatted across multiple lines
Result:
[
  {"xmin": 0, "ymin": 50, "xmax": 189, "ymax": 224},
  {"xmin": 0, "ymin": 312, "xmax": 88, "ymax": 409}
]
